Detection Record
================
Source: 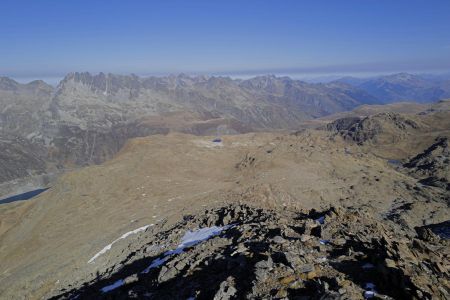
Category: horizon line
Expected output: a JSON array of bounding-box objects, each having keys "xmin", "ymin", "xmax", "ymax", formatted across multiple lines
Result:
[{"xmin": 3, "ymin": 69, "xmax": 450, "ymax": 86}]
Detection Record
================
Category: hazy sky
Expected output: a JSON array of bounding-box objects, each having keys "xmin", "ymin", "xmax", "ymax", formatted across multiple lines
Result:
[{"xmin": 1, "ymin": 0, "xmax": 450, "ymax": 81}]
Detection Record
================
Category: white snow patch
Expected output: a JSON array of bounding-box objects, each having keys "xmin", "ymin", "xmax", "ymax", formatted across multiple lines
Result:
[
  {"xmin": 364, "ymin": 290, "xmax": 375, "ymax": 298},
  {"xmin": 364, "ymin": 282, "xmax": 376, "ymax": 290},
  {"xmin": 141, "ymin": 257, "xmax": 168, "ymax": 274},
  {"xmin": 142, "ymin": 225, "xmax": 231, "ymax": 274},
  {"xmin": 315, "ymin": 216, "xmax": 325, "ymax": 224},
  {"xmin": 88, "ymin": 224, "xmax": 153, "ymax": 264},
  {"xmin": 363, "ymin": 282, "xmax": 377, "ymax": 298},
  {"xmin": 362, "ymin": 262, "xmax": 375, "ymax": 269},
  {"xmin": 180, "ymin": 226, "xmax": 228, "ymax": 248},
  {"xmin": 100, "ymin": 279, "xmax": 124, "ymax": 293}
]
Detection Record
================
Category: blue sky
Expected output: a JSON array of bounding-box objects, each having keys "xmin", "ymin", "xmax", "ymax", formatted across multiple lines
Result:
[{"xmin": 1, "ymin": 0, "xmax": 449, "ymax": 81}]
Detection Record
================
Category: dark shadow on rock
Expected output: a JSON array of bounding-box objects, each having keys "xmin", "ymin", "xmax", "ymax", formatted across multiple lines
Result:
[
  {"xmin": 50, "ymin": 217, "xmax": 270, "ymax": 300},
  {"xmin": 416, "ymin": 220, "xmax": 450, "ymax": 240},
  {"xmin": 329, "ymin": 247, "xmax": 422, "ymax": 299}
]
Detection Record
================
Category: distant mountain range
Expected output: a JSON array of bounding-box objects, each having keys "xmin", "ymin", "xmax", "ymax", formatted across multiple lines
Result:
[
  {"xmin": 0, "ymin": 71, "xmax": 449, "ymax": 188},
  {"xmin": 335, "ymin": 72, "xmax": 450, "ymax": 103}
]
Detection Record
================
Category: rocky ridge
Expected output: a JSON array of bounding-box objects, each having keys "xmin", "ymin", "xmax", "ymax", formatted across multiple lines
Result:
[
  {"xmin": 403, "ymin": 137, "xmax": 450, "ymax": 190},
  {"xmin": 326, "ymin": 112, "xmax": 421, "ymax": 145},
  {"xmin": 324, "ymin": 100, "xmax": 450, "ymax": 159},
  {"xmin": 51, "ymin": 204, "xmax": 449, "ymax": 300}
]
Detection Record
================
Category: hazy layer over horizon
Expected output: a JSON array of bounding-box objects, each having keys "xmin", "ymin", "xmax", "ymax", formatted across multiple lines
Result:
[{"xmin": 5, "ymin": 70, "xmax": 450, "ymax": 87}]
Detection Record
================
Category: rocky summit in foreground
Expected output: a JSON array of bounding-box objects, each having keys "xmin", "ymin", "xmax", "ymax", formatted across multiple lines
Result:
[{"xmin": 52, "ymin": 204, "xmax": 449, "ymax": 300}]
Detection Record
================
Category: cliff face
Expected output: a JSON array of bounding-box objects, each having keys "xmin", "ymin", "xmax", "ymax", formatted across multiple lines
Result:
[{"xmin": 51, "ymin": 72, "xmax": 373, "ymax": 129}]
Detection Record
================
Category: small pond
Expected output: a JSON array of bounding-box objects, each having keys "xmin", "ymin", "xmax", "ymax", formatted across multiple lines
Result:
[
  {"xmin": 387, "ymin": 159, "xmax": 402, "ymax": 166},
  {"xmin": 0, "ymin": 188, "xmax": 49, "ymax": 205}
]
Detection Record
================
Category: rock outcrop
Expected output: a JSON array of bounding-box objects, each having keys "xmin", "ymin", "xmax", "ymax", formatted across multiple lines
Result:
[
  {"xmin": 403, "ymin": 137, "xmax": 450, "ymax": 190},
  {"xmin": 52, "ymin": 204, "xmax": 450, "ymax": 300},
  {"xmin": 327, "ymin": 112, "xmax": 421, "ymax": 145}
]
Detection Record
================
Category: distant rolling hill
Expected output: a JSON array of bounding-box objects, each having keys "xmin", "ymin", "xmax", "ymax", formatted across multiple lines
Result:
[{"xmin": 336, "ymin": 73, "xmax": 450, "ymax": 103}]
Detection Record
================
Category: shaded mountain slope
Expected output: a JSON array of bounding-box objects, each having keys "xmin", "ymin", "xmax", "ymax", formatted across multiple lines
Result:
[
  {"xmin": 403, "ymin": 137, "xmax": 450, "ymax": 190},
  {"xmin": 0, "ymin": 135, "xmax": 48, "ymax": 183}
]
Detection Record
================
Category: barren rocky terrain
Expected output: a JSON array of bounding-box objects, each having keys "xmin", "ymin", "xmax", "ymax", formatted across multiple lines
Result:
[
  {"xmin": 2, "ymin": 72, "xmax": 448, "ymax": 198},
  {"xmin": 0, "ymin": 99, "xmax": 448, "ymax": 299},
  {"xmin": 0, "ymin": 73, "xmax": 377, "ymax": 193},
  {"xmin": 2, "ymin": 0, "xmax": 449, "ymax": 298}
]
